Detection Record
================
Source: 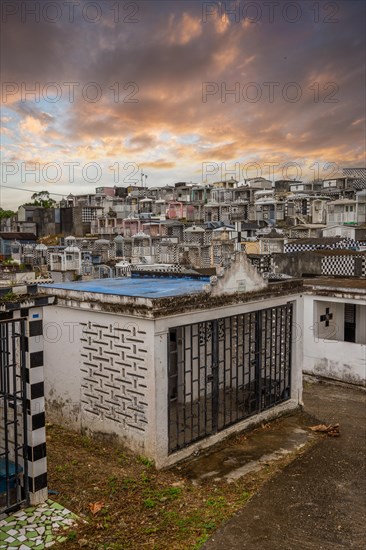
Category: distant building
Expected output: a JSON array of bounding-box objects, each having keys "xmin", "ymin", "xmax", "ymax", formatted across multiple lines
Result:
[
  {"xmin": 321, "ymin": 173, "xmax": 356, "ymax": 198},
  {"xmin": 258, "ymin": 229, "xmax": 286, "ymax": 254},
  {"xmin": 327, "ymin": 198, "xmax": 357, "ymax": 224},
  {"xmin": 212, "ymin": 178, "xmax": 238, "ymax": 189},
  {"xmin": 275, "ymin": 180, "xmax": 302, "ymax": 193},
  {"xmin": 342, "ymin": 167, "xmax": 366, "ymax": 190},
  {"xmin": 0, "ymin": 232, "xmax": 37, "ymax": 259}
]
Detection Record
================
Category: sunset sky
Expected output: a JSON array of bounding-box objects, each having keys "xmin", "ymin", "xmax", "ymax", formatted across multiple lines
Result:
[{"xmin": 1, "ymin": 0, "xmax": 365, "ymax": 209}]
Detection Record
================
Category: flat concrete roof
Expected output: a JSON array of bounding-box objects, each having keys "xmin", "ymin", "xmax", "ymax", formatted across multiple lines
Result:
[
  {"xmin": 304, "ymin": 278, "xmax": 366, "ymax": 290},
  {"xmin": 38, "ymin": 279, "xmax": 304, "ymax": 318},
  {"xmin": 39, "ymin": 275, "xmax": 210, "ymax": 298}
]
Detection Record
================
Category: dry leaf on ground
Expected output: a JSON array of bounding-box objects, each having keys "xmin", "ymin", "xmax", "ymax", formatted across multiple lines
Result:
[
  {"xmin": 89, "ymin": 501, "xmax": 104, "ymax": 515},
  {"xmin": 309, "ymin": 423, "xmax": 340, "ymax": 436}
]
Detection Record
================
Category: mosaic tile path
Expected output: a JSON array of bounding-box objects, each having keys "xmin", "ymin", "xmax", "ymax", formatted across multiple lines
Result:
[{"xmin": 0, "ymin": 500, "xmax": 77, "ymax": 549}]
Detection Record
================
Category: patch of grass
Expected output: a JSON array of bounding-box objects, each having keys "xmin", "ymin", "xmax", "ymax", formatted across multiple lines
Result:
[
  {"xmin": 66, "ymin": 530, "xmax": 77, "ymax": 541},
  {"xmin": 80, "ymin": 435, "xmax": 93, "ymax": 448},
  {"xmin": 241, "ymin": 490, "xmax": 251, "ymax": 502},
  {"xmin": 193, "ymin": 533, "xmax": 210, "ymax": 549},
  {"xmin": 141, "ymin": 485, "xmax": 183, "ymax": 508},
  {"xmin": 0, "ymin": 291, "xmax": 18, "ymax": 302},
  {"xmin": 144, "ymin": 526, "xmax": 160, "ymax": 535},
  {"xmin": 175, "ymin": 511, "xmax": 203, "ymax": 529},
  {"xmin": 107, "ymin": 475, "xmax": 118, "ymax": 495},
  {"xmin": 122, "ymin": 477, "xmax": 137, "ymax": 488},
  {"xmin": 143, "ymin": 497, "xmax": 157, "ymax": 509},
  {"xmin": 137, "ymin": 455, "xmax": 154, "ymax": 468},
  {"xmin": 162, "ymin": 486, "xmax": 182, "ymax": 499},
  {"xmin": 118, "ymin": 452, "xmax": 128, "ymax": 464},
  {"xmin": 206, "ymin": 495, "xmax": 227, "ymax": 508},
  {"xmin": 140, "ymin": 471, "xmax": 151, "ymax": 484}
]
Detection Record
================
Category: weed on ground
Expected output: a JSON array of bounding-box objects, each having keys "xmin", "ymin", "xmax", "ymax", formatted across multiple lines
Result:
[{"xmin": 47, "ymin": 419, "xmax": 318, "ymax": 549}]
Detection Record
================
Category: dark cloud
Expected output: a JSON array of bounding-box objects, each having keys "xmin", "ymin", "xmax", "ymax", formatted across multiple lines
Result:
[{"xmin": 1, "ymin": 0, "xmax": 365, "ymax": 202}]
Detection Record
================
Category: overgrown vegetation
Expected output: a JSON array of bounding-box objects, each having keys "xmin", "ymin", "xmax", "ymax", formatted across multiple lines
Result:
[
  {"xmin": 0, "ymin": 291, "xmax": 18, "ymax": 302},
  {"xmin": 1, "ymin": 260, "xmax": 31, "ymax": 271}
]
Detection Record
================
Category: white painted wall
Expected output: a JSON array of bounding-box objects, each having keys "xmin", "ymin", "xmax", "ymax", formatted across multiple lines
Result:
[
  {"xmin": 303, "ymin": 295, "xmax": 366, "ymax": 386},
  {"xmin": 322, "ymin": 225, "xmax": 356, "ymax": 239}
]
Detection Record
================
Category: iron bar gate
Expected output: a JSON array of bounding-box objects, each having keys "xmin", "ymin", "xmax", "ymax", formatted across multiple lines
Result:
[
  {"xmin": 168, "ymin": 303, "xmax": 293, "ymax": 453},
  {"xmin": 0, "ymin": 319, "xmax": 28, "ymax": 514}
]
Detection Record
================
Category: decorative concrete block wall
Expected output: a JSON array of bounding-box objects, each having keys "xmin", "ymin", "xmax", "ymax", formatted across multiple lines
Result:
[
  {"xmin": 321, "ymin": 255, "xmax": 366, "ymax": 277},
  {"xmin": 80, "ymin": 320, "xmax": 149, "ymax": 433},
  {"xmin": 43, "ymin": 307, "xmax": 155, "ymax": 455},
  {"xmin": 247, "ymin": 254, "xmax": 272, "ymax": 274},
  {"xmin": 285, "ymin": 238, "xmax": 359, "ymax": 253},
  {"xmin": 321, "ymin": 254, "xmax": 366, "ymax": 278}
]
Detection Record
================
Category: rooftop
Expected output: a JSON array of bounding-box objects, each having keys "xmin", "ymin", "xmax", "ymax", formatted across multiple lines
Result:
[
  {"xmin": 38, "ymin": 277, "xmax": 301, "ymax": 319},
  {"xmin": 0, "ymin": 232, "xmax": 37, "ymax": 240},
  {"xmin": 39, "ymin": 275, "xmax": 210, "ymax": 299},
  {"xmin": 304, "ymin": 278, "xmax": 366, "ymax": 292},
  {"xmin": 287, "ymin": 237, "xmax": 343, "ymax": 245},
  {"xmin": 291, "ymin": 224, "xmax": 327, "ymax": 229}
]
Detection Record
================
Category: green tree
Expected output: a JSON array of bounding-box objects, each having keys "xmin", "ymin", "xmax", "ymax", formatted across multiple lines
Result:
[
  {"xmin": 25, "ymin": 191, "xmax": 56, "ymax": 208},
  {"xmin": 0, "ymin": 208, "xmax": 16, "ymax": 219}
]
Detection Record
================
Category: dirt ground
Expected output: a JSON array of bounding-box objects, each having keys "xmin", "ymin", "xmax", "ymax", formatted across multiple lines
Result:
[
  {"xmin": 47, "ymin": 378, "xmax": 365, "ymax": 549},
  {"xmin": 47, "ymin": 409, "xmax": 320, "ymax": 549},
  {"xmin": 204, "ymin": 379, "xmax": 366, "ymax": 549}
]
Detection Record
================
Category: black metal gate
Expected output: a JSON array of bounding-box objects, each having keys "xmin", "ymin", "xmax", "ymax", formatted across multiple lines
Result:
[
  {"xmin": 168, "ymin": 303, "xmax": 293, "ymax": 453},
  {"xmin": 0, "ymin": 319, "xmax": 28, "ymax": 514}
]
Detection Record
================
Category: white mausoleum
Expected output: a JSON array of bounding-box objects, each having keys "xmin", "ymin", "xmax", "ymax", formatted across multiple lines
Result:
[{"xmin": 39, "ymin": 257, "xmax": 366, "ymax": 466}]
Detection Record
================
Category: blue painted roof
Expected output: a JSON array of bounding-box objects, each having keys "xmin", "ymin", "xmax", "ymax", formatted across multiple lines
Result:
[{"xmin": 39, "ymin": 276, "xmax": 210, "ymax": 298}]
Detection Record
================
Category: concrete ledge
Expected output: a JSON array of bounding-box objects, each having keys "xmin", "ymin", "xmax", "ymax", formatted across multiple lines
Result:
[
  {"xmin": 158, "ymin": 399, "xmax": 301, "ymax": 469},
  {"xmin": 304, "ymin": 372, "xmax": 366, "ymax": 390}
]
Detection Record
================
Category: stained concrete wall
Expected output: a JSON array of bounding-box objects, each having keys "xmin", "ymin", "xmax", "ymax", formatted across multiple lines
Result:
[
  {"xmin": 273, "ymin": 252, "xmax": 366, "ymax": 279},
  {"xmin": 212, "ymin": 253, "xmax": 267, "ymax": 295},
  {"xmin": 272, "ymin": 252, "xmax": 323, "ymax": 277}
]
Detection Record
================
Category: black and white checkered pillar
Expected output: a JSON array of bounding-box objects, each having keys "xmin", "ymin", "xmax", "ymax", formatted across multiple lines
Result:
[
  {"xmin": 25, "ymin": 308, "xmax": 47, "ymax": 505},
  {"xmin": 0, "ymin": 287, "xmax": 52, "ymax": 507}
]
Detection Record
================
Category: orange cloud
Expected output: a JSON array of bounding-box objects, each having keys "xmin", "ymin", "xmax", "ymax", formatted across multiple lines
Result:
[
  {"xmin": 352, "ymin": 118, "xmax": 364, "ymax": 126},
  {"xmin": 215, "ymin": 13, "xmax": 230, "ymax": 34},
  {"xmin": 20, "ymin": 116, "xmax": 47, "ymax": 135},
  {"xmin": 167, "ymin": 12, "xmax": 202, "ymax": 45},
  {"xmin": 143, "ymin": 160, "xmax": 176, "ymax": 169}
]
